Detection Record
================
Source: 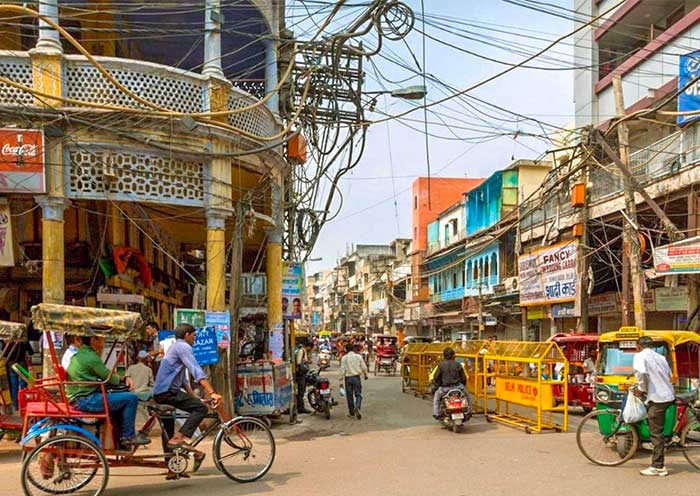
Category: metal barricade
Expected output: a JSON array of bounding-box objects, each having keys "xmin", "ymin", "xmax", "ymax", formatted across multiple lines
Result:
[
  {"xmin": 454, "ymin": 340, "xmax": 490, "ymax": 413},
  {"xmin": 481, "ymin": 341, "xmax": 568, "ymax": 433},
  {"xmin": 400, "ymin": 343, "xmax": 429, "ymax": 394}
]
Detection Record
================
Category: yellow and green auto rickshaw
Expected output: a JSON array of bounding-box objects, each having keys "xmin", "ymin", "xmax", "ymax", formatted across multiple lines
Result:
[{"xmin": 577, "ymin": 327, "xmax": 700, "ymax": 467}]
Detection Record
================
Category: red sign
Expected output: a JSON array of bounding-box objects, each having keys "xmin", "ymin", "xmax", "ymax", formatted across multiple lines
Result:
[{"xmin": 0, "ymin": 129, "xmax": 45, "ymax": 193}]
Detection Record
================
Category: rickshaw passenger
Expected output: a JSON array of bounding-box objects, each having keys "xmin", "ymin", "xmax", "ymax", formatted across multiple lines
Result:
[
  {"xmin": 153, "ymin": 323, "xmax": 222, "ymax": 448},
  {"xmin": 66, "ymin": 335, "xmax": 150, "ymax": 447}
]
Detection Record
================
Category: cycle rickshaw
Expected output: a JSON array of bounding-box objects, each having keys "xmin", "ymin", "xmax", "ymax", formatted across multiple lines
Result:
[{"xmin": 18, "ymin": 303, "xmax": 275, "ymax": 496}]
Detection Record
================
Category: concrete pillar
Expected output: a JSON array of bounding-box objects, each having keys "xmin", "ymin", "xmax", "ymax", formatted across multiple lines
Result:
[
  {"xmin": 202, "ymin": 0, "xmax": 224, "ymax": 79},
  {"xmin": 266, "ymin": 170, "xmax": 284, "ymax": 330},
  {"xmin": 35, "ymin": 196, "xmax": 70, "ymax": 305},
  {"xmin": 35, "ymin": 0, "xmax": 63, "ymax": 54},
  {"xmin": 206, "ymin": 209, "xmax": 228, "ymax": 311},
  {"xmin": 264, "ymin": 39, "xmax": 279, "ymax": 113}
]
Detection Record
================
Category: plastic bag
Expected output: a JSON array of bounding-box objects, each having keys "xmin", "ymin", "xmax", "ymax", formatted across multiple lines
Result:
[
  {"xmin": 623, "ymin": 390, "xmax": 647, "ymax": 423},
  {"xmin": 339, "ymin": 386, "xmax": 346, "ymax": 398}
]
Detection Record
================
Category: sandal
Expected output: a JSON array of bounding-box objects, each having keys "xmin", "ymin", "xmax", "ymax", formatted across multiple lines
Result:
[{"xmin": 166, "ymin": 471, "xmax": 191, "ymax": 480}]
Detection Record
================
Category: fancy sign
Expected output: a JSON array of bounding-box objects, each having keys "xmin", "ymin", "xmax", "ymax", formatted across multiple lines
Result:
[
  {"xmin": 0, "ymin": 129, "xmax": 45, "ymax": 193},
  {"xmin": 519, "ymin": 241, "xmax": 578, "ymax": 306}
]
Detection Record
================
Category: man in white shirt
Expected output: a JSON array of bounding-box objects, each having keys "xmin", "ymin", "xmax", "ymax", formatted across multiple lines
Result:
[
  {"xmin": 633, "ymin": 336, "xmax": 675, "ymax": 477},
  {"xmin": 61, "ymin": 335, "xmax": 82, "ymax": 371},
  {"xmin": 339, "ymin": 344, "xmax": 369, "ymax": 419}
]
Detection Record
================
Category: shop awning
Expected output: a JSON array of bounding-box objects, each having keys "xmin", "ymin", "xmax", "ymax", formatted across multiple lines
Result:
[{"xmin": 427, "ymin": 310, "xmax": 464, "ymax": 325}]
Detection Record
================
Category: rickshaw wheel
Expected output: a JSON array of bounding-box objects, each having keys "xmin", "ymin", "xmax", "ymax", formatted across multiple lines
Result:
[
  {"xmin": 680, "ymin": 419, "xmax": 700, "ymax": 470},
  {"xmin": 576, "ymin": 409, "xmax": 639, "ymax": 466},
  {"xmin": 22, "ymin": 434, "xmax": 109, "ymax": 496},
  {"xmin": 214, "ymin": 416, "xmax": 276, "ymax": 483}
]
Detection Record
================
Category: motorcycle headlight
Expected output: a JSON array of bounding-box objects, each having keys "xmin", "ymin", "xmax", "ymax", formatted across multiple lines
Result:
[{"xmin": 595, "ymin": 385, "xmax": 611, "ymax": 403}]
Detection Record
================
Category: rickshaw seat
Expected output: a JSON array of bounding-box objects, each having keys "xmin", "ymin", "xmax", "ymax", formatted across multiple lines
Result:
[
  {"xmin": 25, "ymin": 401, "xmax": 104, "ymax": 418},
  {"xmin": 144, "ymin": 401, "xmax": 176, "ymax": 414}
]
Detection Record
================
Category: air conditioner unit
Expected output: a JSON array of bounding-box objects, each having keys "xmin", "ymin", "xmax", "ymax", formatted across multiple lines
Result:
[{"xmin": 503, "ymin": 277, "xmax": 519, "ymax": 292}]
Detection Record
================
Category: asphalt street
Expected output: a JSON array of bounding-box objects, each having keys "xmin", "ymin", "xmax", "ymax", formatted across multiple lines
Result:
[{"xmin": 1, "ymin": 363, "xmax": 699, "ymax": 496}]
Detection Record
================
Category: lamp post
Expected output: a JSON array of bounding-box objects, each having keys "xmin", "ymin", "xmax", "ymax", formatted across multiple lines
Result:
[{"xmin": 365, "ymin": 85, "xmax": 428, "ymax": 100}]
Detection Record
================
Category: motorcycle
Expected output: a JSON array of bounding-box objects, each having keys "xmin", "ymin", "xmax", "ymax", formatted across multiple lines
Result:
[
  {"xmin": 318, "ymin": 348, "xmax": 332, "ymax": 371},
  {"xmin": 438, "ymin": 388, "xmax": 472, "ymax": 433},
  {"xmin": 305, "ymin": 369, "xmax": 335, "ymax": 419}
]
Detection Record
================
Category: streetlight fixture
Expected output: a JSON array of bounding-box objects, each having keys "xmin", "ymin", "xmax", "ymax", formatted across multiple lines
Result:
[{"xmin": 365, "ymin": 84, "xmax": 427, "ymax": 100}]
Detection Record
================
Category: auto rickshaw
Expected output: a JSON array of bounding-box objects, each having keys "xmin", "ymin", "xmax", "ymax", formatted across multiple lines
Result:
[
  {"xmin": 588, "ymin": 327, "xmax": 700, "ymax": 459},
  {"xmin": 374, "ymin": 335, "xmax": 398, "ymax": 375},
  {"xmin": 548, "ymin": 333, "xmax": 599, "ymax": 413}
]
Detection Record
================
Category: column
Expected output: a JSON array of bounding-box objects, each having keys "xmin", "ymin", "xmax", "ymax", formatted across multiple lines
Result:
[
  {"xmin": 35, "ymin": 197, "xmax": 69, "ymax": 304},
  {"xmin": 264, "ymin": 39, "xmax": 279, "ymax": 114},
  {"xmin": 266, "ymin": 170, "xmax": 284, "ymax": 330},
  {"xmin": 35, "ymin": 0, "xmax": 63, "ymax": 54},
  {"xmin": 206, "ymin": 209, "xmax": 228, "ymax": 311},
  {"xmin": 202, "ymin": 0, "xmax": 224, "ymax": 79}
]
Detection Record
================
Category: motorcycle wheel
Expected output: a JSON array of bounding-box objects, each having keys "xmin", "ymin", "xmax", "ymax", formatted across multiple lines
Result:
[
  {"xmin": 307, "ymin": 391, "xmax": 322, "ymax": 412},
  {"xmin": 323, "ymin": 401, "xmax": 331, "ymax": 420},
  {"xmin": 452, "ymin": 424, "xmax": 461, "ymax": 433}
]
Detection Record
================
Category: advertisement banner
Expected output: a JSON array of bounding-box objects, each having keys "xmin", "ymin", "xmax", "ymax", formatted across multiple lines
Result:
[
  {"xmin": 588, "ymin": 292, "xmax": 620, "ymax": 315},
  {"xmin": 0, "ymin": 200, "xmax": 14, "ymax": 266},
  {"xmin": 205, "ymin": 311, "xmax": 231, "ymax": 349},
  {"xmin": 519, "ymin": 241, "xmax": 578, "ymax": 306},
  {"xmin": 159, "ymin": 326, "xmax": 219, "ymax": 366},
  {"xmin": 653, "ymin": 235, "xmax": 700, "ymax": 275},
  {"xmin": 551, "ymin": 302, "xmax": 576, "ymax": 318},
  {"xmin": 282, "ymin": 262, "xmax": 303, "ymax": 320},
  {"xmin": 678, "ymin": 51, "xmax": 700, "ymax": 126},
  {"xmin": 655, "ymin": 286, "xmax": 689, "ymax": 312},
  {"xmin": 0, "ymin": 129, "xmax": 45, "ymax": 193},
  {"xmin": 495, "ymin": 377, "xmax": 553, "ymax": 409},
  {"xmin": 174, "ymin": 308, "xmax": 205, "ymax": 328}
]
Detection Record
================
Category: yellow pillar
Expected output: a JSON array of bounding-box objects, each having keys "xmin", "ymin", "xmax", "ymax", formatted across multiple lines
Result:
[
  {"xmin": 36, "ymin": 198, "xmax": 69, "ymax": 304},
  {"xmin": 206, "ymin": 210, "xmax": 227, "ymax": 311},
  {"xmin": 266, "ymin": 169, "xmax": 284, "ymax": 330}
]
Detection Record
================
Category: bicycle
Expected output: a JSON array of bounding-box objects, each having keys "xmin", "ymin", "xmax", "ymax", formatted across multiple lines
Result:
[{"xmin": 576, "ymin": 387, "xmax": 700, "ymax": 468}]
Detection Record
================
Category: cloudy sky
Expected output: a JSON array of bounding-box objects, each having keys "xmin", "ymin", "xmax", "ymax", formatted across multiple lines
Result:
[{"xmin": 298, "ymin": 0, "xmax": 574, "ymax": 274}]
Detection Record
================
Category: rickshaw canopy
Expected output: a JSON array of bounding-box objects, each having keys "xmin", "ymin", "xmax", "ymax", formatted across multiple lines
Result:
[
  {"xmin": 0, "ymin": 320, "xmax": 27, "ymax": 341},
  {"xmin": 31, "ymin": 303, "xmax": 143, "ymax": 338},
  {"xmin": 548, "ymin": 333, "xmax": 600, "ymax": 344},
  {"xmin": 599, "ymin": 327, "xmax": 700, "ymax": 347}
]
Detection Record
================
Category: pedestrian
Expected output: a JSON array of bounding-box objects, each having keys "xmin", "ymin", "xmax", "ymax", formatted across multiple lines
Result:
[
  {"xmin": 294, "ymin": 341, "xmax": 312, "ymax": 414},
  {"xmin": 4, "ymin": 332, "xmax": 33, "ymax": 409},
  {"xmin": 339, "ymin": 343, "xmax": 368, "ymax": 419},
  {"xmin": 633, "ymin": 336, "xmax": 674, "ymax": 477},
  {"xmin": 125, "ymin": 350, "xmax": 154, "ymax": 400},
  {"xmin": 145, "ymin": 321, "xmax": 163, "ymax": 365}
]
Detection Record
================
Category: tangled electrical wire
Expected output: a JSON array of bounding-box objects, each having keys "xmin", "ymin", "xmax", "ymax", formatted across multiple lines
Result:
[{"xmin": 287, "ymin": 0, "xmax": 416, "ymax": 262}]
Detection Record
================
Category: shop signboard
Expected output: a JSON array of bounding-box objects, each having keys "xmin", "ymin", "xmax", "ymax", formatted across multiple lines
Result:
[
  {"xmin": 653, "ymin": 235, "xmax": 700, "ymax": 274},
  {"xmin": 205, "ymin": 311, "xmax": 230, "ymax": 349},
  {"xmin": 551, "ymin": 302, "xmax": 576, "ymax": 318},
  {"xmin": 0, "ymin": 129, "xmax": 45, "ymax": 193},
  {"xmin": 655, "ymin": 286, "xmax": 689, "ymax": 312},
  {"xmin": 0, "ymin": 200, "xmax": 14, "ymax": 266},
  {"xmin": 588, "ymin": 292, "xmax": 621, "ymax": 316},
  {"xmin": 495, "ymin": 377, "xmax": 552, "ymax": 408},
  {"xmin": 519, "ymin": 241, "xmax": 578, "ymax": 306},
  {"xmin": 174, "ymin": 308, "xmax": 205, "ymax": 328},
  {"xmin": 282, "ymin": 262, "xmax": 303, "ymax": 320},
  {"xmin": 678, "ymin": 51, "xmax": 700, "ymax": 126},
  {"xmin": 527, "ymin": 307, "xmax": 545, "ymax": 320}
]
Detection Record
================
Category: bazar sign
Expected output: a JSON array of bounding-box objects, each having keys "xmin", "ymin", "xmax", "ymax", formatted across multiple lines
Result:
[
  {"xmin": 653, "ymin": 235, "xmax": 700, "ymax": 275},
  {"xmin": 0, "ymin": 129, "xmax": 45, "ymax": 193},
  {"xmin": 519, "ymin": 241, "xmax": 578, "ymax": 306},
  {"xmin": 495, "ymin": 377, "xmax": 553, "ymax": 409}
]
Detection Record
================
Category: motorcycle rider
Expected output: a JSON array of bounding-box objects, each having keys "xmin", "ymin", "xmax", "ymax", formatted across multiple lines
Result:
[{"xmin": 432, "ymin": 347, "xmax": 470, "ymax": 420}]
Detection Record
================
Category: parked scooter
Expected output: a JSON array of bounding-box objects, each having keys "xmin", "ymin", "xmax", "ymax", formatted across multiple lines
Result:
[
  {"xmin": 305, "ymin": 369, "xmax": 335, "ymax": 419},
  {"xmin": 438, "ymin": 388, "xmax": 472, "ymax": 433}
]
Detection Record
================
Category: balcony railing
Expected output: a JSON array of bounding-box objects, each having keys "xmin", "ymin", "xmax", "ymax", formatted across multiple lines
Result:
[{"xmin": 430, "ymin": 286, "xmax": 464, "ymax": 303}]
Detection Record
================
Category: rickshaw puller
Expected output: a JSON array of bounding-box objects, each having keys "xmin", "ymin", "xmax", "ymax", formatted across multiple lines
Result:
[
  {"xmin": 153, "ymin": 323, "xmax": 222, "ymax": 449},
  {"xmin": 66, "ymin": 336, "xmax": 150, "ymax": 447}
]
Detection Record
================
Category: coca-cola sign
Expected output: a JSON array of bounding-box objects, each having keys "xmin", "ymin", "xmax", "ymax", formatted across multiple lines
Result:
[{"xmin": 0, "ymin": 128, "xmax": 45, "ymax": 193}]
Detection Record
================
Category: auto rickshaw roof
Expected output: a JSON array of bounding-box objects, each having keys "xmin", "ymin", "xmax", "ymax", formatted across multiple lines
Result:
[
  {"xmin": 599, "ymin": 327, "xmax": 700, "ymax": 346},
  {"xmin": 548, "ymin": 333, "xmax": 600, "ymax": 344},
  {"xmin": 31, "ymin": 303, "xmax": 143, "ymax": 338},
  {"xmin": 0, "ymin": 320, "xmax": 27, "ymax": 340}
]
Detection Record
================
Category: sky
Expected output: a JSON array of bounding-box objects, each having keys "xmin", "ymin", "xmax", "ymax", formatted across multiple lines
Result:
[{"xmin": 298, "ymin": 0, "xmax": 574, "ymax": 274}]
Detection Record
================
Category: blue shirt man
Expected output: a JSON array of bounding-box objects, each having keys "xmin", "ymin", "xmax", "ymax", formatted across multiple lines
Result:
[{"xmin": 153, "ymin": 323, "xmax": 221, "ymax": 448}]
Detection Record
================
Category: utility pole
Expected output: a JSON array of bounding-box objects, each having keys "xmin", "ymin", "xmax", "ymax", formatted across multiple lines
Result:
[
  {"xmin": 575, "ymin": 152, "xmax": 590, "ymax": 333},
  {"xmin": 612, "ymin": 76, "xmax": 646, "ymax": 330},
  {"xmin": 228, "ymin": 203, "xmax": 244, "ymax": 417}
]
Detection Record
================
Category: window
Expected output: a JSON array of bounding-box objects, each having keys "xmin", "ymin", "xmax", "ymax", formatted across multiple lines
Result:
[
  {"xmin": 466, "ymin": 262, "xmax": 472, "ymax": 288},
  {"xmin": 484, "ymin": 258, "xmax": 490, "ymax": 281},
  {"xmin": 444, "ymin": 225, "xmax": 450, "ymax": 245},
  {"xmin": 452, "ymin": 271, "xmax": 458, "ymax": 288},
  {"xmin": 414, "ymin": 227, "xmax": 417, "ymax": 239},
  {"xmin": 451, "ymin": 219, "xmax": 458, "ymax": 236},
  {"xmin": 414, "ymin": 196, "xmax": 418, "ymax": 209},
  {"xmin": 491, "ymin": 253, "xmax": 498, "ymax": 281}
]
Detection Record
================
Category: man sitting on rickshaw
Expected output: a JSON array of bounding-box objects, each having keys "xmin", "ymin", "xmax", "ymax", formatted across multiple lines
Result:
[
  {"xmin": 153, "ymin": 324, "xmax": 222, "ymax": 450},
  {"xmin": 66, "ymin": 335, "xmax": 150, "ymax": 447}
]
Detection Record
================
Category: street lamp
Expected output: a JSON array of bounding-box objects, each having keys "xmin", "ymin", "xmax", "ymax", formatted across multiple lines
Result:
[{"xmin": 365, "ymin": 85, "xmax": 427, "ymax": 100}]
